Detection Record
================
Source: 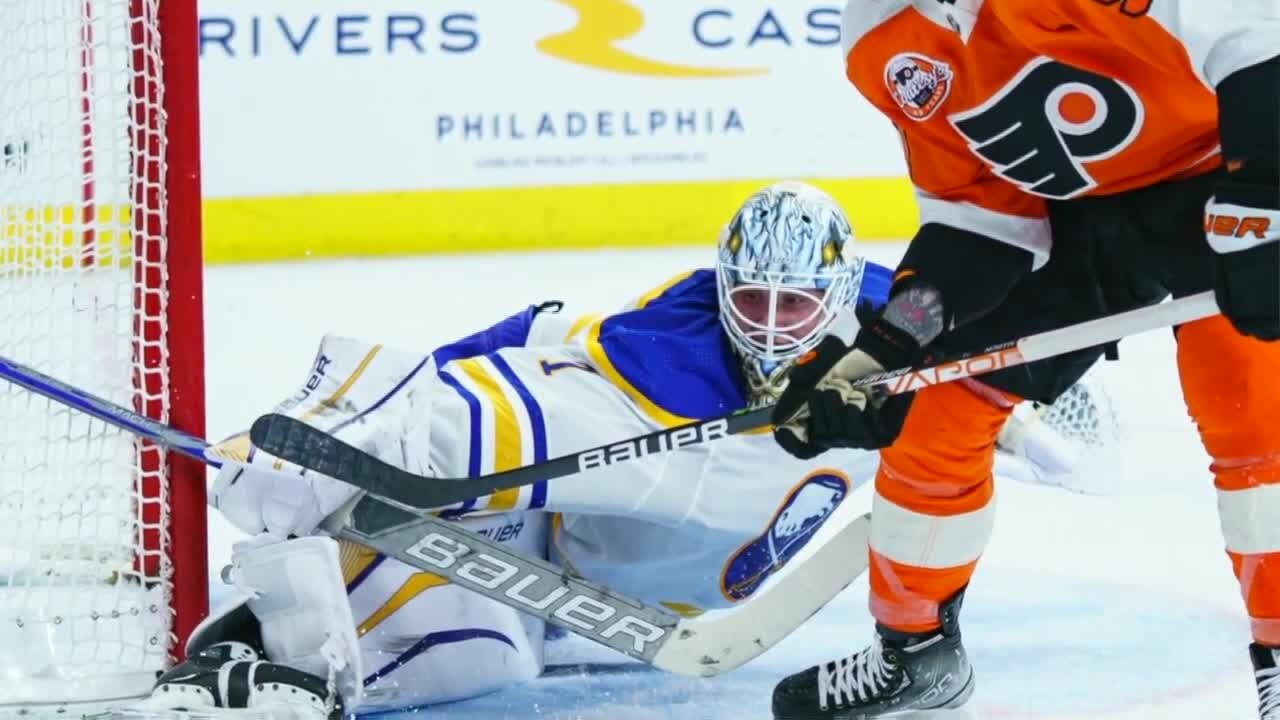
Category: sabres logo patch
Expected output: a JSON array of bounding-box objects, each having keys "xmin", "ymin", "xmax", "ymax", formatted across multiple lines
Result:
[{"xmin": 885, "ymin": 53, "xmax": 954, "ymax": 121}]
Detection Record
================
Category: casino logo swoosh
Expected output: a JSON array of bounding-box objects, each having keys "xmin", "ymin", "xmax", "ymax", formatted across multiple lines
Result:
[{"xmin": 537, "ymin": 0, "xmax": 766, "ymax": 78}]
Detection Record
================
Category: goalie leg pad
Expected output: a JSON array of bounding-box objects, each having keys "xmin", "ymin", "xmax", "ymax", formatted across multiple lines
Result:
[
  {"xmin": 352, "ymin": 511, "xmax": 549, "ymax": 706},
  {"xmin": 230, "ymin": 535, "xmax": 365, "ymax": 706}
]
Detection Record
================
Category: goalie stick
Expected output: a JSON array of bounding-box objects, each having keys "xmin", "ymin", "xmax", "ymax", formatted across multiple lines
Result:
[
  {"xmin": 250, "ymin": 290, "xmax": 1221, "ymax": 510},
  {"xmin": 0, "ymin": 352, "xmax": 869, "ymax": 677}
]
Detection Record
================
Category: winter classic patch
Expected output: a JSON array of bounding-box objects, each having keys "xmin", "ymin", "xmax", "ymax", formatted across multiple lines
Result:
[{"xmin": 885, "ymin": 52, "xmax": 954, "ymax": 121}]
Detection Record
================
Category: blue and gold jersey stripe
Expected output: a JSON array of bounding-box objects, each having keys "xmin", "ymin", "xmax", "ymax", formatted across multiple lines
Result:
[
  {"xmin": 584, "ymin": 320, "xmax": 697, "ymax": 429},
  {"xmin": 455, "ymin": 357, "xmax": 523, "ymax": 510},
  {"xmin": 581, "ymin": 271, "xmax": 700, "ymax": 429},
  {"xmin": 563, "ymin": 313, "xmax": 602, "ymax": 343},
  {"xmin": 437, "ymin": 353, "xmax": 550, "ymax": 515},
  {"xmin": 489, "ymin": 352, "xmax": 549, "ymax": 508},
  {"xmin": 352, "ymin": 354, "xmax": 550, "ymax": 638}
]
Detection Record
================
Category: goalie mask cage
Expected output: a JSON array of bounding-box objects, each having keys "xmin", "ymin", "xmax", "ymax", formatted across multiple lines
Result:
[{"xmin": 0, "ymin": 0, "xmax": 205, "ymax": 709}]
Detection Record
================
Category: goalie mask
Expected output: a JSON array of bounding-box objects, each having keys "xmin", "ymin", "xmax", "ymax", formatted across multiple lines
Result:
[{"xmin": 716, "ymin": 181, "xmax": 864, "ymax": 405}]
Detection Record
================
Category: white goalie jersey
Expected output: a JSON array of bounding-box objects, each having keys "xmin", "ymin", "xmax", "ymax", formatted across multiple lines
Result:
[{"xmin": 209, "ymin": 266, "xmax": 1116, "ymax": 710}]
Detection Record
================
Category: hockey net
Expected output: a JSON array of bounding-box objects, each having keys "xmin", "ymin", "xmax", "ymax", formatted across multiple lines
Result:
[
  {"xmin": 0, "ymin": 0, "xmax": 205, "ymax": 710},
  {"xmin": 998, "ymin": 370, "xmax": 1127, "ymax": 495},
  {"xmin": 1037, "ymin": 374, "xmax": 1125, "ymax": 456}
]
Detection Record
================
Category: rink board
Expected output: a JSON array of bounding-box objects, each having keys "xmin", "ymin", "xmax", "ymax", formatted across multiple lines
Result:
[{"xmin": 201, "ymin": 177, "xmax": 916, "ymax": 265}]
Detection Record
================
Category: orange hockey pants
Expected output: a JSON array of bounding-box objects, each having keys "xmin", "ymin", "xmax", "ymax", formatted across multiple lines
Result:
[{"xmin": 869, "ymin": 314, "xmax": 1280, "ymax": 644}]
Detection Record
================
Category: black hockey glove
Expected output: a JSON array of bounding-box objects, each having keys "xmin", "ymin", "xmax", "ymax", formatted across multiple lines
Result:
[
  {"xmin": 1208, "ymin": 180, "xmax": 1280, "ymax": 340},
  {"xmin": 772, "ymin": 300, "xmax": 924, "ymax": 459},
  {"xmin": 1211, "ymin": 56, "xmax": 1280, "ymax": 340}
]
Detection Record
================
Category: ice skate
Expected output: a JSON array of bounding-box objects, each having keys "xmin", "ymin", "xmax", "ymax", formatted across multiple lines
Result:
[
  {"xmin": 1252, "ymin": 643, "xmax": 1280, "ymax": 719},
  {"xmin": 772, "ymin": 591, "xmax": 973, "ymax": 719}
]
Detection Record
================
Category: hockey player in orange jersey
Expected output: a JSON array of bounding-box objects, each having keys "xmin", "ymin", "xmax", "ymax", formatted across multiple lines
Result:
[{"xmin": 769, "ymin": 1, "xmax": 1280, "ymax": 718}]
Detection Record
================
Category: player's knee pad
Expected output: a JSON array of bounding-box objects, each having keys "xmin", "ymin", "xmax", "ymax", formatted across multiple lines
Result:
[
  {"xmin": 869, "ymin": 383, "xmax": 1004, "ymax": 632},
  {"xmin": 1179, "ymin": 314, "xmax": 1280, "ymax": 643},
  {"xmin": 223, "ymin": 535, "xmax": 364, "ymax": 707},
  {"xmin": 1176, "ymin": 314, "xmax": 1280, "ymax": 481},
  {"xmin": 351, "ymin": 512, "xmax": 548, "ymax": 708}
]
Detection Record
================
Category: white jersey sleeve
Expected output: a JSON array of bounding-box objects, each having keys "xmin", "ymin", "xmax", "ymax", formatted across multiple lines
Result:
[{"xmin": 1142, "ymin": 0, "xmax": 1280, "ymax": 88}]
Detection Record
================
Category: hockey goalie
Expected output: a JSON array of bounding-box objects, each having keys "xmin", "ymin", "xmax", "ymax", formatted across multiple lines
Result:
[{"xmin": 135, "ymin": 182, "xmax": 1119, "ymax": 716}]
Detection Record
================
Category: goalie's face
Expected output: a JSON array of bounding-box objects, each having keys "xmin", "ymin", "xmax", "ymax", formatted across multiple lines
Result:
[
  {"xmin": 723, "ymin": 281, "xmax": 830, "ymax": 362},
  {"xmin": 715, "ymin": 180, "xmax": 864, "ymax": 402}
]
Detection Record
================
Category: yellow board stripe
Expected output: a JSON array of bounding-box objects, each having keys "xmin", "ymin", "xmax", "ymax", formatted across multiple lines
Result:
[
  {"xmin": 456, "ymin": 358, "xmax": 523, "ymax": 510},
  {"xmin": 202, "ymin": 177, "xmax": 917, "ymax": 265},
  {"xmin": 356, "ymin": 571, "xmax": 451, "ymax": 638}
]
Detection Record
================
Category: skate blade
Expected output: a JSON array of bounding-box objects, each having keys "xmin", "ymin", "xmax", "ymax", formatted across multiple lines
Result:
[
  {"xmin": 88, "ymin": 708, "xmax": 321, "ymax": 720},
  {"xmin": 892, "ymin": 706, "xmax": 981, "ymax": 720}
]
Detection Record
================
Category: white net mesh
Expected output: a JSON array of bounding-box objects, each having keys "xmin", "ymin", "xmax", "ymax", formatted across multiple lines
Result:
[
  {"xmin": 1036, "ymin": 374, "xmax": 1125, "ymax": 454},
  {"xmin": 1003, "ymin": 368, "xmax": 1126, "ymax": 491},
  {"xmin": 0, "ymin": 0, "xmax": 174, "ymax": 706}
]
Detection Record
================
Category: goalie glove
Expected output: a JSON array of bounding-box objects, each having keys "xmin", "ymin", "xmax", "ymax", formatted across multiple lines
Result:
[
  {"xmin": 771, "ymin": 296, "xmax": 927, "ymax": 459},
  {"xmin": 210, "ymin": 433, "xmax": 361, "ymax": 540}
]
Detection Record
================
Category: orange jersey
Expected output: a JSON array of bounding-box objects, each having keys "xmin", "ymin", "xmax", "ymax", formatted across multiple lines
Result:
[{"xmin": 841, "ymin": 0, "xmax": 1280, "ymax": 265}]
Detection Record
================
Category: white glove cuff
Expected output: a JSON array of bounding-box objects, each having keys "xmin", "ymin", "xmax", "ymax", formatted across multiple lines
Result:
[{"xmin": 1206, "ymin": 198, "xmax": 1280, "ymax": 253}]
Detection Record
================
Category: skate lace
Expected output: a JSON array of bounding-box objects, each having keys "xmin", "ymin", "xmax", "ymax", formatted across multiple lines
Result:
[
  {"xmin": 1260, "ymin": 665, "xmax": 1280, "ymax": 718},
  {"xmin": 817, "ymin": 636, "xmax": 899, "ymax": 710}
]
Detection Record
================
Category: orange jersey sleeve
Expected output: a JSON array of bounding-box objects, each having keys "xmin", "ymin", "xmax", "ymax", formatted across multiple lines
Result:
[
  {"xmin": 986, "ymin": 0, "xmax": 1280, "ymax": 188},
  {"xmin": 840, "ymin": 0, "xmax": 1279, "ymax": 268},
  {"xmin": 842, "ymin": 2, "xmax": 1052, "ymax": 267}
]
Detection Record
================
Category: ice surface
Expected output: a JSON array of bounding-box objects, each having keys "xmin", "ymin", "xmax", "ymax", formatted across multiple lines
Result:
[{"xmin": 204, "ymin": 243, "xmax": 1260, "ymax": 719}]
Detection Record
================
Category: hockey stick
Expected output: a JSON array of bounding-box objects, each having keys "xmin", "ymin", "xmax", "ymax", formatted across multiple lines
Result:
[
  {"xmin": 250, "ymin": 291, "xmax": 1221, "ymax": 510},
  {"xmin": 0, "ymin": 352, "xmax": 869, "ymax": 677}
]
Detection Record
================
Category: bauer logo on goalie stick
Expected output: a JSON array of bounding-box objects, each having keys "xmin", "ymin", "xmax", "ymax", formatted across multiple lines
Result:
[
  {"xmin": 577, "ymin": 419, "xmax": 731, "ymax": 472},
  {"xmin": 405, "ymin": 532, "xmax": 669, "ymax": 654}
]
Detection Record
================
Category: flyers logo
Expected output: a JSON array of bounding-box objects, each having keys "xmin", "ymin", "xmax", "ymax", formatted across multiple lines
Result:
[
  {"xmin": 885, "ymin": 53, "xmax": 954, "ymax": 121},
  {"xmin": 950, "ymin": 58, "xmax": 1144, "ymax": 199}
]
